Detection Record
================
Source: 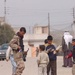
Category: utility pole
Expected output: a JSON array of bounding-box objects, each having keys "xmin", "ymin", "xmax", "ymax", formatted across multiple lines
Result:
[
  {"xmin": 48, "ymin": 13, "xmax": 50, "ymax": 35},
  {"xmin": 4, "ymin": 0, "xmax": 6, "ymax": 43},
  {"xmin": 28, "ymin": 26, "xmax": 31, "ymax": 46},
  {"xmin": 73, "ymin": 8, "xmax": 75, "ymax": 20},
  {"xmin": 72, "ymin": 8, "xmax": 75, "ymax": 38},
  {"xmin": 4, "ymin": 0, "xmax": 6, "ymax": 22}
]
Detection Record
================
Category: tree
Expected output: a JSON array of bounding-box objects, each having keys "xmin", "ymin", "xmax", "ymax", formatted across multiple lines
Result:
[{"xmin": 0, "ymin": 23, "xmax": 15, "ymax": 45}]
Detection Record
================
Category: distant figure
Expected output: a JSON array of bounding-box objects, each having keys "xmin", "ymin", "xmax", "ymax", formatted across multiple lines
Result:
[
  {"xmin": 44, "ymin": 39, "xmax": 48, "ymax": 48},
  {"xmin": 36, "ymin": 47, "xmax": 39, "ymax": 57},
  {"xmin": 62, "ymin": 31, "xmax": 73, "ymax": 67}
]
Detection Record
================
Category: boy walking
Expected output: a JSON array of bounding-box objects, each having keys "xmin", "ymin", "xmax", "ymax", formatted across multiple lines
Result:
[
  {"xmin": 46, "ymin": 35, "xmax": 57, "ymax": 75},
  {"xmin": 37, "ymin": 45, "xmax": 49, "ymax": 75},
  {"xmin": 6, "ymin": 46, "xmax": 17, "ymax": 75}
]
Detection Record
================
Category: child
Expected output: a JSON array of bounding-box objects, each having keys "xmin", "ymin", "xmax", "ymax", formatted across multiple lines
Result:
[
  {"xmin": 37, "ymin": 45, "xmax": 49, "ymax": 75},
  {"xmin": 66, "ymin": 39, "xmax": 75, "ymax": 75},
  {"xmin": 46, "ymin": 35, "xmax": 57, "ymax": 75},
  {"xmin": 6, "ymin": 46, "xmax": 17, "ymax": 75}
]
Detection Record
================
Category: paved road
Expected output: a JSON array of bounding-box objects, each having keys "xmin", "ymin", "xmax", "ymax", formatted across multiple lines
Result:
[{"xmin": 0, "ymin": 56, "xmax": 72, "ymax": 75}]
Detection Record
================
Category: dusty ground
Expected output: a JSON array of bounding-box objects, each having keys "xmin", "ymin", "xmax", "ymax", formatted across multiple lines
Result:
[{"xmin": 0, "ymin": 56, "xmax": 72, "ymax": 75}]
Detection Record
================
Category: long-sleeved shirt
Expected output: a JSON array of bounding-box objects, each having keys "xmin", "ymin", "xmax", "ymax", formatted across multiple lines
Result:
[
  {"xmin": 67, "ymin": 46, "xmax": 75, "ymax": 63},
  {"xmin": 6, "ymin": 46, "xmax": 13, "ymax": 60},
  {"xmin": 46, "ymin": 44, "xmax": 56, "ymax": 60},
  {"xmin": 37, "ymin": 51, "xmax": 49, "ymax": 67}
]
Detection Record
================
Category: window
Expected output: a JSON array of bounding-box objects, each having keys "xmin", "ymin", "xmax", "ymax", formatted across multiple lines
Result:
[{"xmin": 42, "ymin": 27, "xmax": 48, "ymax": 33}]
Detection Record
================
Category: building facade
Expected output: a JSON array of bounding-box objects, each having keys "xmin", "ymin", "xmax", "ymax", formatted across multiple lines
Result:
[{"xmin": 33, "ymin": 25, "xmax": 48, "ymax": 34}]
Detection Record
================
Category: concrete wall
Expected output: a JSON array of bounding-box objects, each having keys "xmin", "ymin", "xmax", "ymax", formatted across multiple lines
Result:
[
  {"xmin": 23, "ymin": 34, "xmax": 48, "ymax": 57},
  {"xmin": 33, "ymin": 26, "xmax": 42, "ymax": 34},
  {"xmin": 23, "ymin": 34, "xmax": 48, "ymax": 46}
]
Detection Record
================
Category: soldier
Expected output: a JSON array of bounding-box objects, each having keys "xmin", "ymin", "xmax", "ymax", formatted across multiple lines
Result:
[{"xmin": 9, "ymin": 27, "xmax": 26, "ymax": 75}]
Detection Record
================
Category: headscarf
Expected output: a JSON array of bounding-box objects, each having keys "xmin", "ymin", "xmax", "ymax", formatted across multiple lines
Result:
[{"xmin": 64, "ymin": 32, "xmax": 73, "ymax": 47}]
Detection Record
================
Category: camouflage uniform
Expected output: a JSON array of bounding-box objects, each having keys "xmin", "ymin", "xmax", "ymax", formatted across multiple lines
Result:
[
  {"xmin": 9, "ymin": 35, "xmax": 25, "ymax": 75},
  {"xmin": 15, "ymin": 60, "xmax": 25, "ymax": 75}
]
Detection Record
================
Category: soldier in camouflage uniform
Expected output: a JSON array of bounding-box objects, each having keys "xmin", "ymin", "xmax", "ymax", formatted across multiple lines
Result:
[{"xmin": 9, "ymin": 27, "xmax": 26, "ymax": 75}]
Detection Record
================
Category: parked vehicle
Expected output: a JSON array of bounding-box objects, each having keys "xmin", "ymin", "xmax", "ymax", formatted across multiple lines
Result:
[{"xmin": 0, "ymin": 44, "xmax": 9, "ymax": 60}]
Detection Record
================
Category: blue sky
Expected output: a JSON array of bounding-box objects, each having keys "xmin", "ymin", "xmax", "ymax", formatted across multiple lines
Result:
[{"xmin": 0, "ymin": 0, "xmax": 75, "ymax": 30}]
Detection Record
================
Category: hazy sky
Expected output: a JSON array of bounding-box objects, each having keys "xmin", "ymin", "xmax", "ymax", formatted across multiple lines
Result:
[{"xmin": 0, "ymin": 0, "xmax": 75, "ymax": 30}]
